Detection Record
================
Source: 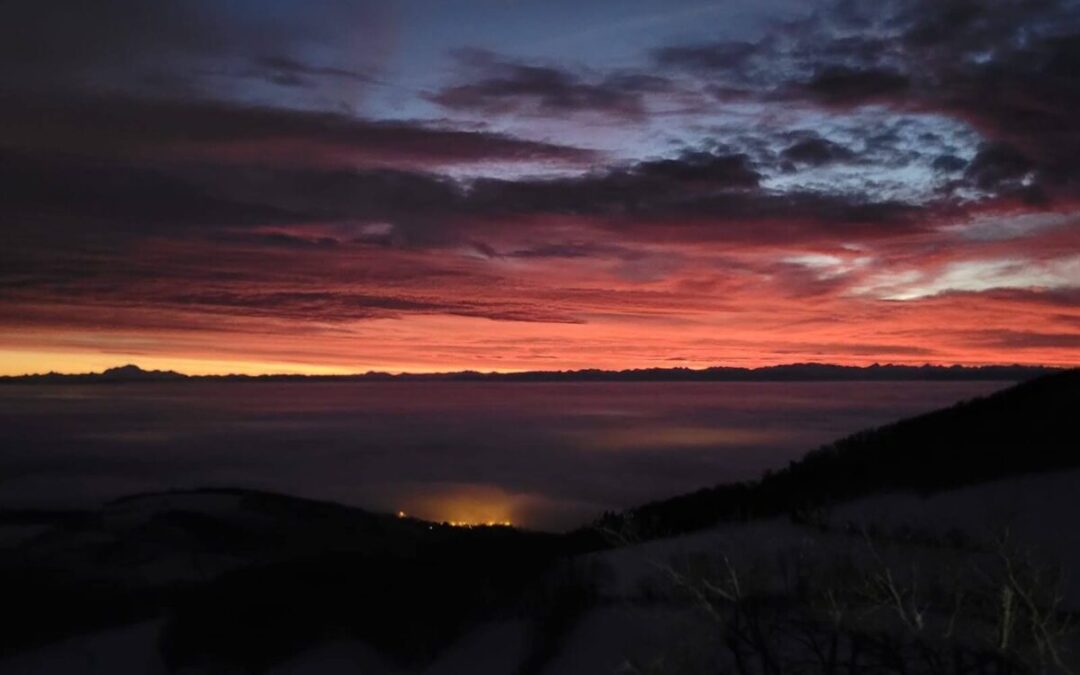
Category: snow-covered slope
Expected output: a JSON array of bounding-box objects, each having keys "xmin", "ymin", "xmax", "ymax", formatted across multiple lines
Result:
[{"xmin": 3, "ymin": 467, "xmax": 1078, "ymax": 674}]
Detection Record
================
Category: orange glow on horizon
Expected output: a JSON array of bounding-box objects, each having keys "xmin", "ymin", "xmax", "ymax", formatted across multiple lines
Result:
[
  {"xmin": 2, "ymin": 348, "xmax": 1072, "ymax": 378},
  {"xmin": 2, "ymin": 229, "xmax": 1078, "ymax": 376}
]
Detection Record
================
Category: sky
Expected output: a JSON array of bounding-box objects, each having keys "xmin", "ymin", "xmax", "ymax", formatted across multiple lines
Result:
[{"xmin": 1, "ymin": 0, "xmax": 1079, "ymax": 374}]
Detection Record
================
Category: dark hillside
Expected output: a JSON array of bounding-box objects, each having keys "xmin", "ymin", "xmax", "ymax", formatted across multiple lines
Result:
[
  {"xmin": 0, "ymin": 489, "xmax": 566, "ymax": 662},
  {"xmin": 596, "ymin": 369, "xmax": 1080, "ymax": 539}
]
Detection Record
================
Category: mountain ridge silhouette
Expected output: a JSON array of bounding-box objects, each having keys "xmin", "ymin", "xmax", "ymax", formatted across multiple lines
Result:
[{"xmin": 1, "ymin": 362, "xmax": 1062, "ymax": 383}]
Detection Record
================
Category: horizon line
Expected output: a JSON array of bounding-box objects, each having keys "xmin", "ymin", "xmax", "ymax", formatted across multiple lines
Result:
[{"xmin": 2, "ymin": 361, "xmax": 1067, "ymax": 379}]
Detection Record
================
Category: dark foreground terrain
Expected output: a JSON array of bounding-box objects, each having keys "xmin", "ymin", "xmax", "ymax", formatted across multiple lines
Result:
[{"xmin": 1, "ymin": 371, "xmax": 1077, "ymax": 673}]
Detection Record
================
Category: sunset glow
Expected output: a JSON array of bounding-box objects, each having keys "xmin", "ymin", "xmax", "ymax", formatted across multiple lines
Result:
[
  {"xmin": 4, "ymin": 4, "xmax": 1080, "ymax": 670},
  {"xmin": 2, "ymin": 1, "xmax": 1078, "ymax": 374}
]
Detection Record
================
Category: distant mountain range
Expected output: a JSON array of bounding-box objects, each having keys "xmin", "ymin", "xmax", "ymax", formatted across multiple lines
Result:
[
  {"xmin": 1, "ymin": 364, "xmax": 189, "ymax": 383},
  {"xmin": 0, "ymin": 362, "xmax": 1064, "ymax": 383}
]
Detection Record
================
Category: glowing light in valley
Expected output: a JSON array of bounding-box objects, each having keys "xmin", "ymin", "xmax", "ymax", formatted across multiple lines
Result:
[{"xmin": 445, "ymin": 520, "xmax": 513, "ymax": 528}]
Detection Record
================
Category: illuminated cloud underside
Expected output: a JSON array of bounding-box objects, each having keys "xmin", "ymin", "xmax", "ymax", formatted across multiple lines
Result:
[{"xmin": 0, "ymin": 0, "xmax": 1078, "ymax": 373}]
